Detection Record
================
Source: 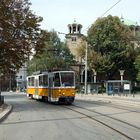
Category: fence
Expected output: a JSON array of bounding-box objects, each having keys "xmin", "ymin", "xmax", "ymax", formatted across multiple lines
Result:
[{"xmin": 76, "ymin": 82, "xmax": 105, "ymax": 94}]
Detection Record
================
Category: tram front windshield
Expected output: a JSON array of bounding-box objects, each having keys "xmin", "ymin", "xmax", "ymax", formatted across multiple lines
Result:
[{"xmin": 61, "ymin": 72, "xmax": 74, "ymax": 87}]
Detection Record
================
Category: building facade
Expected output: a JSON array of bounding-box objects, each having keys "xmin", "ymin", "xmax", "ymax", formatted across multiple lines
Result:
[
  {"xmin": 65, "ymin": 18, "xmax": 140, "ymax": 84},
  {"xmin": 65, "ymin": 20, "xmax": 85, "ymax": 62},
  {"xmin": 65, "ymin": 21, "xmax": 90, "ymax": 83},
  {"xmin": 16, "ymin": 63, "xmax": 27, "ymax": 91}
]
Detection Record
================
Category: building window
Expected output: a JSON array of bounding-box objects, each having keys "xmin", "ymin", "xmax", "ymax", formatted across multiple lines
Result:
[
  {"xmin": 73, "ymin": 26, "xmax": 76, "ymax": 32},
  {"xmin": 72, "ymin": 37, "xmax": 76, "ymax": 42}
]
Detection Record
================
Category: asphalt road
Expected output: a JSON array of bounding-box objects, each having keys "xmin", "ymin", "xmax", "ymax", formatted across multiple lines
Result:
[{"xmin": 0, "ymin": 92, "xmax": 139, "ymax": 140}]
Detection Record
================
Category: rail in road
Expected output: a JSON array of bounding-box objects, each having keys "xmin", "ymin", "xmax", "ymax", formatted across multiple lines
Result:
[
  {"xmin": 76, "ymin": 99, "xmax": 140, "ymax": 114},
  {"xmin": 63, "ymin": 104, "xmax": 140, "ymax": 140}
]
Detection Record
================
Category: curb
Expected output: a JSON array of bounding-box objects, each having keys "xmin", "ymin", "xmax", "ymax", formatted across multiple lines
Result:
[{"xmin": 0, "ymin": 104, "xmax": 13, "ymax": 122}]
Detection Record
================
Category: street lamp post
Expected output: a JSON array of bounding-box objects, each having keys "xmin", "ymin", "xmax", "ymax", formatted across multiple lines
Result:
[
  {"xmin": 0, "ymin": 72, "xmax": 4, "ymax": 105},
  {"xmin": 0, "ymin": 73, "xmax": 1, "ymax": 95},
  {"xmin": 9, "ymin": 71, "xmax": 12, "ymax": 92},
  {"xmin": 93, "ymin": 69, "xmax": 97, "ymax": 83},
  {"xmin": 84, "ymin": 42, "xmax": 88, "ymax": 94},
  {"xmin": 119, "ymin": 70, "xmax": 125, "ymax": 85}
]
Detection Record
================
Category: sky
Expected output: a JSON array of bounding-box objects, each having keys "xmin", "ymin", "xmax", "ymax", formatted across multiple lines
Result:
[{"xmin": 29, "ymin": 0, "xmax": 140, "ymax": 40}]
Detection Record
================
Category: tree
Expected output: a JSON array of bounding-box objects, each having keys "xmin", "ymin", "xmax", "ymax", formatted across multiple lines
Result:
[
  {"xmin": 87, "ymin": 15, "xmax": 135, "ymax": 80},
  {"xmin": 27, "ymin": 31, "xmax": 75, "ymax": 75},
  {"xmin": 134, "ymin": 47, "xmax": 140, "ymax": 81},
  {"xmin": 0, "ymin": 0, "xmax": 49, "ymax": 74}
]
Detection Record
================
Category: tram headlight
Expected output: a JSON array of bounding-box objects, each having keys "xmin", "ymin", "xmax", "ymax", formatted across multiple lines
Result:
[{"xmin": 72, "ymin": 93, "xmax": 75, "ymax": 96}]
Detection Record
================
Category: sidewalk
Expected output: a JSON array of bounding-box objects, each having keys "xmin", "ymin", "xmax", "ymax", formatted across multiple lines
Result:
[
  {"xmin": 75, "ymin": 93, "xmax": 140, "ymax": 106},
  {"xmin": 0, "ymin": 104, "xmax": 13, "ymax": 122}
]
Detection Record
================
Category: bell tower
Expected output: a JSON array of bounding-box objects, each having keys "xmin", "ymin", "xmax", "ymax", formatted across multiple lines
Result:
[{"xmin": 65, "ymin": 20, "xmax": 84, "ymax": 62}]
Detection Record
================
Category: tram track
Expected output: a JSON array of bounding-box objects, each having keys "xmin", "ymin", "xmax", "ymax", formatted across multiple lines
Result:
[
  {"xmin": 104, "ymin": 103, "xmax": 140, "ymax": 114},
  {"xmin": 74, "ymin": 104, "xmax": 140, "ymax": 130},
  {"xmin": 76, "ymin": 99, "xmax": 140, "ymax": 114},
  {"xmin": 63, "ymin": 104, "xmax": 140, "ymax": 140}
]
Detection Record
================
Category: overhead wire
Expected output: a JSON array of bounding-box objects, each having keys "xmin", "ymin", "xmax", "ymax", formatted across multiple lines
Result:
[
  {"xmin": 82, "ymin": 0, "xmax": 122, "ymax": 34},
  {"xmin": 101, "ymin": 0, "xmax": 122, "ymax": 17},
  {"xmin": 38, "ymin": 0, "xmax": 123, "ymax": 37}
]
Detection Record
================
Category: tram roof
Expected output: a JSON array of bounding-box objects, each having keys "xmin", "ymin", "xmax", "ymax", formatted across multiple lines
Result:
[{"xmin": 28, "ymin": 70, "xmax": 75, "ymax": 77}]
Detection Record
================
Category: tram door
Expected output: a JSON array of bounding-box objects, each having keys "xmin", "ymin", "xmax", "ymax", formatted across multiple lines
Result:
[
  {"xmin": 48, "ymin": 74, "xmax": 54, "ymax": 102},
  {"xmin": 35, "ymin": 76, "xmax": 38, "ymax": 96}
]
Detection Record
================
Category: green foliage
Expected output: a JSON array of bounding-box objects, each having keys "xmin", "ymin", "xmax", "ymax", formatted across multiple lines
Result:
[
  {"xmin": 0, "ymin": 0, "xmax": 49, "ymax": 74},
  {"xmin": 87, "ymin": 15, "xmax": 135, "ymax": 79},
  {"xmin": 89, "ymin": 50, "xmax": 114, "ymax": 73},
  {"xmin": 27, "ymin": 31, "xmax": 75, "ymax": 75},
  {"xmin": 134, "ymin": 49, "xmax": 140, "ymax": 81}
]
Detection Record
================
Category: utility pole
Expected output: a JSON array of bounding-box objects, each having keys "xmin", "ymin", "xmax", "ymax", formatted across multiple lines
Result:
[
  {"xmin": 9, "ymin": 71, "xmax": 12, "ymax": 92},
  {"xmin": 0, "ymin": 72, "xmax": 4, "ymax": 105},
  {"xmin": 84, "ymin": 42, "xmax": 88, "ymax": 94}
]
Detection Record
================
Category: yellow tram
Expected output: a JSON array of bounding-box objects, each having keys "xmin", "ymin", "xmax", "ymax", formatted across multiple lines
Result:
[{"xmin": 26, "ymin": 71, "xmax": 76, "ymax": 104}]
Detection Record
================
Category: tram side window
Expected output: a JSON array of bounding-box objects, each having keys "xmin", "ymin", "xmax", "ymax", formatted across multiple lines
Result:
[
  {"xmin": 39, "ymin": 76, "xmax": 43, "ymax": 86},
  {"xmin": 39, "ymin": 75, "xmax": 48, "ymax": 86},
  {"xmin": 54, "ymin": 73, "xmax": 60, "ymax": 87},
  {"xmin": 28, "ymin": 77, "xmax": 35, "ymax": 86},
  {"xmin": 43, "ymin": 75, "xmax": 48, "ymax": 86},
  {"xmin": 31, "ymin": 77, "xmax": 35, "ymax": 86},
  {"xmin": 27, "ymin": 78, "xmax": 30, "ymax": 86}
]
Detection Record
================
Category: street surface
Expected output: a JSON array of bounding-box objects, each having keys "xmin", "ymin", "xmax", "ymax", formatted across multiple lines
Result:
[{"xmin": 0, "ymin": 92, "xmax": 140, "ymax": 140}]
